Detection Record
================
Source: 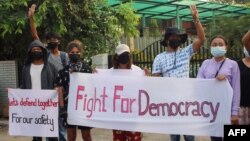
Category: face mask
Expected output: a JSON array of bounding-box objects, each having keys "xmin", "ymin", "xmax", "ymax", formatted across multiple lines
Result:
[
  {"xmin": 69, "ymin": 54, "xmax": 80, "ymax": 62},
  {"xmin": 169, "ymin": 39, "xmax": 182, "ymax": 50},
  {"xmin": 47, "ymin": 43, "xmax": 58, "ymax": 50},
  {"xmin": 118, "ymin": 53, "xmax": 130, "ymax": 64},
  {"xmin": 30, "ymin": 51, "xmax": 43, "ymax": 60},
  {"xmin": 210, "ymin": 46, "xmax": 226, "ymax": 57},
  {"xmin": 243, "ymin": 47, "xmax": 250, "ymax": 57}
]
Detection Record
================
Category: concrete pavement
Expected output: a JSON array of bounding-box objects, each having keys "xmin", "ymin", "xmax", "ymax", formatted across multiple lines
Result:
[{"xmin": 0, "ymin": 118, "xmax": 210, "ymax": 141}]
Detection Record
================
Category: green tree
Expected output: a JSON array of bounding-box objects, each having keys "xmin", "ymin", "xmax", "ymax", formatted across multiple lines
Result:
[
  {"xmin": 207, "ymin": 14, "xmax": 250, "ymax": 59},
  {"xmin": 147, "ymin": 19, "xmax": 162, "ymax": 37},
  {"xmin": 0, "ymin": 0, "xmax": 139, "ymax": 62},
  {"xmin": 206, "ymin": 0, "xmax": 250, "ymax": 50},
  {"xmin": 208, "ymin": 15, "xmax": 250, "ymax": 47},
  {"xmin": 0, "ymin": 0, "xmax": 30, "ymax": 61}
]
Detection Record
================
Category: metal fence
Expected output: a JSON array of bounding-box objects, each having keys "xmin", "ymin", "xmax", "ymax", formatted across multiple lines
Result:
[
  {"xmin": 2, "ymin": 40, "xmax": 244, "ymax": 85},
  {"xmin": 109, "ymin": 40, "xmax": 244, "ymax": 78}
]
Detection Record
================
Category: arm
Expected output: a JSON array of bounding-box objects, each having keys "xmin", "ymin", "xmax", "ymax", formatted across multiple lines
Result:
[
  {"xmin": 28, "ymin": 4, "xmax": 39, "ymax": 40},
  {"xmin": 56, "ymin": 87, "xmax": 64, "ymax": 107},
  {"xmin": 231, "ymin": 62, "xmax": 240, "ymax": 116},
  {"xmin": 242, "ymin": 30, "xmax": 250, "ymax": 52},
  {"xmin": 143, "ymin": 67, "xmax": 152, "ymax": 76},
  {"xmin": 54, "ymin": 69, "xmax": 65, "ymax": 107},
  {"xmin": 230, "ymin": 62, "xmax": 240, "ymax": 124},
  {"xmin": 196, "ymin": 63, "xmax": 205, "ymax": 78},
  {"xmin": 190, "ymin": 5, "xmax": 206, "ymax": 53},
  {"xmin": 152, "ymin": 56, "xmax": 162, "ymax": 77}
]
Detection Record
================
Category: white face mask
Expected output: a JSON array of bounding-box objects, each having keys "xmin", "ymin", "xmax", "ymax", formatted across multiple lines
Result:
[
  {"xmin": 210, "ymin": 46, "xmax": 226, "ymax": 57},
  {"xmin": 243, "ymin": 47, "xmax": 250, "ymax": 58}
]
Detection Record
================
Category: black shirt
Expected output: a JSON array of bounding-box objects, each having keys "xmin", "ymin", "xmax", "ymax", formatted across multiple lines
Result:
[
  {"xmin": 54, "ymin": 62, "xmax": 92, "ymax": 108},
  {"xmin": 237, "ymin": 59, "xmax": 250, "ymax": 107}
]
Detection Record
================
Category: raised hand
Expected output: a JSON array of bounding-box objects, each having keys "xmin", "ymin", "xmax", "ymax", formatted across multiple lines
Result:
[
  {"xmin": 28, "ymin": 4, "xmax": 40, "ymax": 40},
  {"xmin": 28, "ymin": 4, "xmax": 36, "ymax": 18},
  {"xmin": 190, "ymin": 5, "xmax": 199, "ymax": 21}
]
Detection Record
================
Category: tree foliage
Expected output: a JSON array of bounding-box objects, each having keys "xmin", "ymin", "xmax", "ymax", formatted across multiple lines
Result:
[
  {"xmin": 207, "ymin": 14, "xmax": 250, "ymax": 55},
  {"xmin": 0, "ymin": 0, "xmax": 139, "ymax": 62},
  {"xmin": 206, "ymin": 0, "xmax": 250, "ymax": 51},
  {"xmin": 147, "ymin": 19, "xmax": 162, "ymax": 37},
  {"xmin": 209, "ymin": 15, "xmax": 250, "ymax": 47}
]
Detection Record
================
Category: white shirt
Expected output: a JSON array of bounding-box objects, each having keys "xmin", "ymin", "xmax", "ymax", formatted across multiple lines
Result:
[
  {"xmin": 109, "ymin": 64, "xmax": 144, "ymax": 76},
  {"xmin": 152, "ymin": 44, "xmax": 193, "ymax": 78},
  {"xmin": 131, "ymin": 64, "xmax": 142, "ymax": 70},
  {"xmin": 30, "ymin": 63, "xmax": 44, "ymax": 89}
]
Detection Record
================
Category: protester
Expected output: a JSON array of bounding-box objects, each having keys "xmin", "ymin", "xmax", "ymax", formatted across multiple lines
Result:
[
  {"xmin": 20, "ymin": 40, "xmax": 58, "ymax": 141},
  {"xmin": 152, "ymin": 5, "xmax": 205, "ymax": 141},
  {"xmin": 242, "ymin": 30, "xmax": 250, "ymax": 52},
  {"xmin": 197, "ymin": 35, "xmax": 240, "ymax": 141},
  {"xmin": 45, "ymin": 32, "xmax": 69, "ymax": 71},
  {"xmin": 28, "ymin": 4, "xmax": 68, "ymax": 141},
  {"xmin": 28, "ymin": 4, "xmax": 69, "ymax": 72},
  {"xmin": 238, "ymin": 30, "xmax": 250, "ymax": 125},
  {"xmin": 54, "ymin": 40, "xmax": 92, "ymax": 141},
  {"xmin": 111, "ymin": 44, "xmax": 142, "ymax": 141}
]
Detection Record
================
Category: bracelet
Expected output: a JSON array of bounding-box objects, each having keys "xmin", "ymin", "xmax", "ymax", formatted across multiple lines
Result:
[{"xmin": 194, "ymin": 20, "xmax": 200, "ymax": 24}]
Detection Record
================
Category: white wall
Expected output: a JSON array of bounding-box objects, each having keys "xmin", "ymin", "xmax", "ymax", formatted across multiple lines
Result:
[
  {"xmin": 0, "ymin": 60, "xmax": 18, "ymax": 116},
  {"xmin": 91, "ymin": 53, "xmax": 109, "ymax": 69}
]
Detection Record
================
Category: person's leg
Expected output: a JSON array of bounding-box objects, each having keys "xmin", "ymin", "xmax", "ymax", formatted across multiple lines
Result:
[
  {"xmin": 113, "ymin": 130, "xmax": 125, "ymax": 141},
  {"xmin": 183, "ymin": 135, "xmax": 195, "ymax": 141},
  {"xmin": 170, "ymin": 134, "xmax": 180, "ymax": 141},
  {"xmin": 67, "ymin": 127, "xmax": 77, "ymax": 141},
  {"xmin": 126, "ymin": 131, "xmax": 141, "ymax": 141},
  {"xmin": 32, "ymin": 137, "xmax": 42, "ymax": 141},
  {"xmin": 81, "ymin": 129, "xmax": 92, "ymax": 141},
  {"xmin": 58, "ymin": 113, "xmax": 67, "ymax": 141},
  {"xmin": 210, "ymin": 136, "xmax": 223, "ymax": 141}
]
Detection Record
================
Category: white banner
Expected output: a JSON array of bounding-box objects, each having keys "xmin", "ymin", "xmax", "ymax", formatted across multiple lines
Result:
[
  {"xmin": 8, "ymin": 89, "xmax": 58, "ymax": 137},
  {"xmin": 68, "ymin": 70, "xmax": 233, "ymax": 137}
]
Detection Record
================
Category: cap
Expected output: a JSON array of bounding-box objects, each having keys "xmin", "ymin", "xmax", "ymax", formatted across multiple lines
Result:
[{"xmin": 115, "ymin": 44, "xmax": 130, "ymax": 55}]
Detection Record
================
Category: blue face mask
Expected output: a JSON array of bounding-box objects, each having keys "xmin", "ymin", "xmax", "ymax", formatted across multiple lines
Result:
[
  {"xmin": 210, "ymin": 46, "xmax": 226, "ymax": 57},
  {"xmin": 243, "ymin": 47, "xmax": 250, "ymax": 57}
]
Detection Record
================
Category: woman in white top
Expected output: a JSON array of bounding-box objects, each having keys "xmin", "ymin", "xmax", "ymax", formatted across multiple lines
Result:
[{"xmin": 111, "ymin": 44, "xmax": 142, "ymax": 141}]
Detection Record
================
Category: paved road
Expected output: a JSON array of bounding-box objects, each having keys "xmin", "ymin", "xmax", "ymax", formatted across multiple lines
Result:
[{"xmin": 0, "ymin": 118, "xmax": 210, "ymax": 141}]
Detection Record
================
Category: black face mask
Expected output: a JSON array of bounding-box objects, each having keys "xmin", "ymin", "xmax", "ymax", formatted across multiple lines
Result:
[
  {"xmin": 118, "ymin": 53, "xmax": 130, "ymax": 64},
  {"xmin": 47, "ymin": 43, "xmax": 58, "ymax": 50},
  {"xmin": 169, "ymin": 39, "xmax": 182, "ymax": 50},
  {"xmin": 30, "ymin": 51, "xmax": 44, "ymax": 61},
  {"xmin": 69, "ymin": 54, "xmax": 80, "ymax": 63}
]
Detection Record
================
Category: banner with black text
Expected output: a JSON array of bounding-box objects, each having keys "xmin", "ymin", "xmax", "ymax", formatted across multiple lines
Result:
[{"xmin": 8, "ymin": 89, "xmax": 58, "ymax": 137}]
